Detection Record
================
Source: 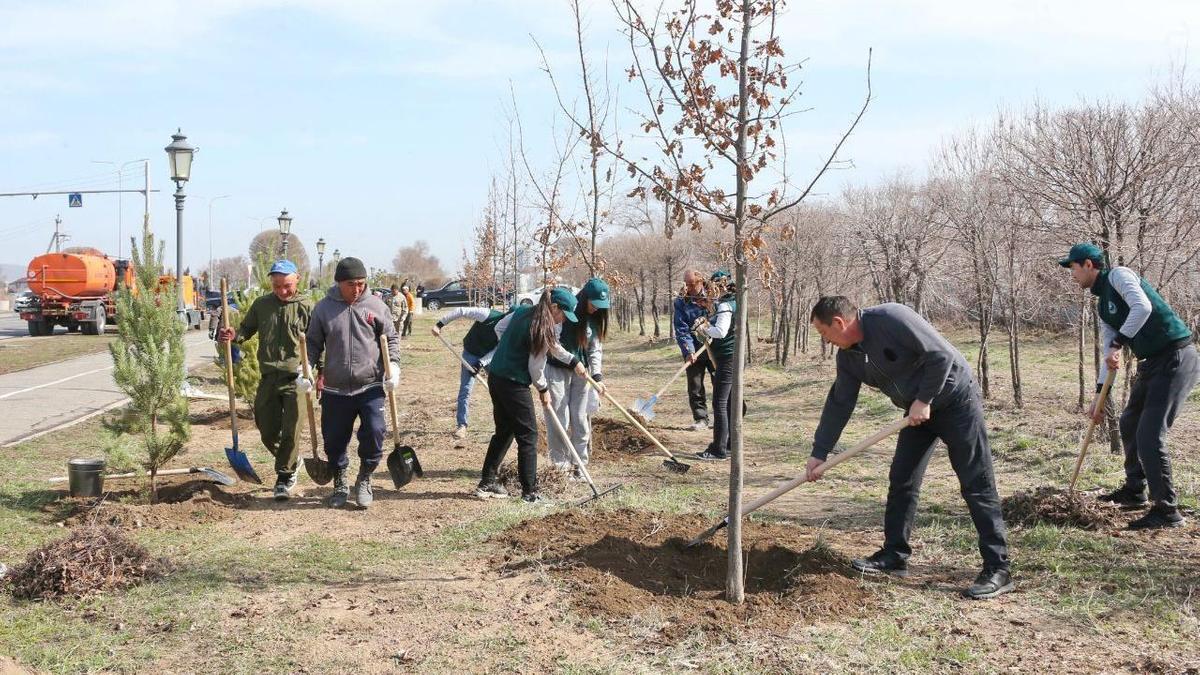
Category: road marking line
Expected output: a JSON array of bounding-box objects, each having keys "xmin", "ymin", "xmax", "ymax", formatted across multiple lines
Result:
[
  {"xmin": 0, "ymin": 365, "xmax": 114, "ymax": 400},
  {"xmin": 1, "ymin": 397, "xmax": 130, "ymax": 448}
]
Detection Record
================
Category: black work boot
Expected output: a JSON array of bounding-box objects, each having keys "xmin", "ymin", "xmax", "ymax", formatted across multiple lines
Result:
[
  {"xmin": 1128, "ymin": 504, "xmax": 1185, "ymax": 530},
  {"xmin": 327, "ymin": 468, "xmax": 349, "ymax": 508},
  {"xmin": 474, "ymin": 479, "xmax": 509, "ymax": 500},
  {"xmin": 851, "ymin": 549, "xmax": 909, "ymax": 577},
  {"xmin": 1098, "ymin": 485, "xmax": 1148, "ymax": 508},
  {"xmin": 521, "ymin": 492, "xmax": 550, "ymax": 505},
  {"xmin": 354, "ymin": 471, "xmax": 374, "ymax": 509},
  {"xmin": 965, "ymin": 568, "xmax": 1015, "ymax": 599}
]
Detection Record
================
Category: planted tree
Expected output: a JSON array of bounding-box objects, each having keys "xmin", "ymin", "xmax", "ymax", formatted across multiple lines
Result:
[{"xmin": 109, "ymin": 223, "xmax": 190, "ymax": 501}]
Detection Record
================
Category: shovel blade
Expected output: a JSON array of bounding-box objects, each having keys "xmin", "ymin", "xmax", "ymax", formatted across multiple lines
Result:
[
  {"xmin": 224, "ymin": 447, "xmax": 262, "ymax": 484},
  {"xmin": 199, "ymin": 467, "xmax": 237, "ymax": 486},
  {"xmin": 387, "ymin": 445, "xmax": 418, "ymax": 489},
  {"xmin": 631, "ymin": 397, "xmax": 656, "ymax": 422},
  {"xmin": 303, "ymin": 457, "xmax": 334, "ymax": 486},
  {"xmin": 662, "ymin": 458, "xmax": 691, "ymax": 474}
]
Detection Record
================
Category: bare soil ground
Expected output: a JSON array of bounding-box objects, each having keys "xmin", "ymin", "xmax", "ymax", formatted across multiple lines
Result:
[{"xmin": 1, "ymin": 319, "xmax": 1198, "ymax": 673}]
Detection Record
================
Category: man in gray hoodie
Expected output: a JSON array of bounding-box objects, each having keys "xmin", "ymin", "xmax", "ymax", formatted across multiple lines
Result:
[
  {"xmin": 304, "ymin": 257, "xmax": 400, "ymax": 509},
  {"xmin": 806, "ymin": 296, "xmax": 1012, "ymax": 600}
]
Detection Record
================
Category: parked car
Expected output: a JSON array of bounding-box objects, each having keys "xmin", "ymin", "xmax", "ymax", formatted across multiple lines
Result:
[
  {"xmin": 203, "ymin": 290, "xmax": 238, "ymax": 312},
  {"xmin": 13, "ymin": 291, "xmax": 37, "ymax": 313},
  {"xmin": 421, "ymin": 280, "xmax": 509, "ymax": 311},
  {"xmin": 513, "ymin": 284, "xmax": 580, "ymax": 307}
]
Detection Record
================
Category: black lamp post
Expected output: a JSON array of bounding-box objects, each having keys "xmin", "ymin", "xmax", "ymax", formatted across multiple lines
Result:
[{"xmin": 164, "ymin": 129, "xmax": 195, "ymax": 321}]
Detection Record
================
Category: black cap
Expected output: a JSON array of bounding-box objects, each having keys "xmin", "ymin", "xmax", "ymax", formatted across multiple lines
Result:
[{"xmin": 334, "ymin": 256, "xmax": 368, "ymax": 282}]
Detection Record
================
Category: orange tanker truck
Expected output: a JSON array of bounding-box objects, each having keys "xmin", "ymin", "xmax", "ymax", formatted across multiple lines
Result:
[{"xmin": 21, "ymin": 251, "xmax": 205, "ymax": 336}]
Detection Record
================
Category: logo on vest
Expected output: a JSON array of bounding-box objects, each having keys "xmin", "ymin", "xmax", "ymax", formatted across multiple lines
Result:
[{"xmin": 1108, "ymin": 301, "xmax": 1117, "ymax": 314}]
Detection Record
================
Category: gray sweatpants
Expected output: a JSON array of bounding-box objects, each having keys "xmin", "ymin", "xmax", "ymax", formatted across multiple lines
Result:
[
  {"xmin": 1120, "ymin": 343, "xmax": 1200, "ymax": 507},
  {"xmin": 544, "ymin": 365, "xmax": 591, "ymax": 469}
]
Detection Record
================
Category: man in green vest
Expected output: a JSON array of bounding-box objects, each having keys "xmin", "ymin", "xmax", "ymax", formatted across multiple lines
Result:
[
  {"xmin": 1061, "ymin": 243, "xmax": 1199, "ymax": 529},
  {"xmin": 218, "ymin": 260, "xmax": 313, "ymax": 501},
  {"xmin": 432, "ymin": 306, "xmax": 510, "ymax": 438}
]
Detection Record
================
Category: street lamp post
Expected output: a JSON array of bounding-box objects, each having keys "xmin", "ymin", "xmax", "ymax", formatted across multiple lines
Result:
[
  {"xmin": 277, "ymin": 209, "xmax": 292, "ymax": 259},
  {"xmin": 164, "ymin": 129, "xmax": 195, "ymax": 323},
  {"xmin": 332, "ymin": 249, "xmax": 341, "ymax": 278},
  {"xmin": 316, "ymin": 237, "xmax": 326, "ymax": 284},
  {"xmin": 91, "ymin": 158, "xmax": 147, "ymax": 259}
]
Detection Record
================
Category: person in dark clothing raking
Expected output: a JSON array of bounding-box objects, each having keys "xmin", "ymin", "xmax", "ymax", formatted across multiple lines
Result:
[
  {"xmin": 475, "ymin": 288, "xmax": 588, "ymax": 504},
  {"xmin": 1061, "ymin": 243, "xmax": 1199, "ymax": 529},
  {"xmin": 806, "ymin": 296, "xmax": 1013, "ymax": 600}
]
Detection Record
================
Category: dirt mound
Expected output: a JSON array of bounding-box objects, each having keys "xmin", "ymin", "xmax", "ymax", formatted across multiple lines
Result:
[
  {"xmin": 1002, "ymin": 487, "xmax": 1125, "ymax": 530},
  {"xmin": 591, "ymin": 417, "xmax": 649, "ymax": 456},
  {"xmin": 494, "ymin": 509, "xmax": 874, "ymax": 640},
  {"xmin": 497, "ymin": 462, "xmax": 571, "ymax": 498},
  {"xmin": 62, "ymin": 480, "xmax": 250, "ymax": 530},
  {"xmin": 2, "ymin": 525, "xmax": 169, "ymax": 600}
]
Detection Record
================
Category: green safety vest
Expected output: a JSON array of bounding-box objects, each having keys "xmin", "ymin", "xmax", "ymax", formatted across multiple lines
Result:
[
  {"xmin": 486, "ymin": 306, "xmax": 537, "ymax": 385},
  {"xmin": 1092, "ymin": 269, "xmax": 1191, "ymax": 358},
  {"xmin": 462, "ymin": 309, "xmax": 507, "ymax": 358},
  {"xmin": 708, "ymin": 296, "xmax": 738, "ymax": 361}
]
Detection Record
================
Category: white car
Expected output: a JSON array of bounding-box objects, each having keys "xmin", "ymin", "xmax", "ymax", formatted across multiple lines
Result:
[
  {"xmin": 513, "ymin": 284, "xmax": 580, "ymax": 307},
  {"xmin": 13, "ymin": 291, "xmax": 36, "ymax": 312}
]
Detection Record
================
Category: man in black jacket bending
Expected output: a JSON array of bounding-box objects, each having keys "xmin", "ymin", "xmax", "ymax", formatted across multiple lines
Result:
[{"xmin": 806, "ymin": 296, "xmax": 1013, "ymax": 600}]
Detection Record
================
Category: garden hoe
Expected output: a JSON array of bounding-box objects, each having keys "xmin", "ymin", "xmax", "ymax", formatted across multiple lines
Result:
[
  {"xmin": 380, "ymin": 334, "xmax": 422, "ymax": 489},
  {"xmin": 544, "ymin": 402, "xmax": 622, "ymax": 506},
  {"xmin": 631, "ymin": 341, "xmax": 710, "ymax": 423},
  {"xmin": 48, "ymin": 466, "xmax": 236, "ymax": 486},
  {"xmin": 220, "ymin": 279, "xmax": 262, "ymax": 484},
  {"xmin": 1069, "ymin": 369, "xmax": 1116, "ymax": 492},
  {"xmin": 686, "ymin": 417, "xmax": 908, "ymax": 548},
  {"xmin": 436, "ymin": 333, "xmax": 489, "ymax": 390},
  {"xmin": 298, "ymin": 340, "xmax": 333, "ymax": 485},
  {"xmin": 583, "ymin": 373, "xmax": 690, "ymax": 474}
]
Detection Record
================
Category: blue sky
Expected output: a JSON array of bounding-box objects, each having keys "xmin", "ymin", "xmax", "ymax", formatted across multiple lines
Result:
[{"xmin": 1, "ymin": 0, "xmax": 1197, "ymax": 278}]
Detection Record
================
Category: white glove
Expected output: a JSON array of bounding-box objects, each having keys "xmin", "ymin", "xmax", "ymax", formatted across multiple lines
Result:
[
  {"xmin": 295, "ymin": 366, "xmax": 314, "ymax": 395},
  {"xmin": 384, "ymin": 363, "xmax": 401, "ymax": 391},
  {"xmin": 586, "ymin": 387, "xmax": 601, "ymax": 414}
]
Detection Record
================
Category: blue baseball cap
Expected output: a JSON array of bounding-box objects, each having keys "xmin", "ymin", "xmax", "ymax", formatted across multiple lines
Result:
[
  {"xmin": 269, "ymin": 260, "xmax": 298, "ymax": 276},
  {"xmin": 549, "ymin": 287, "xmax": 578, "ymax": 322},
  {"xmin": 580, "ymin": 278, "xmax": 610, "ymax": 309}
]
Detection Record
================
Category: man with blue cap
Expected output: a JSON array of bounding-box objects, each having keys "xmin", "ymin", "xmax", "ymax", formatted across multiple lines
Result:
[
  {"xmin": 218, "ymin": 259, "xmax": 313, "ymax": 500},
  {"xmin": 1061, "ymin": 242, "xmax": 1199, "ymax": 529}
]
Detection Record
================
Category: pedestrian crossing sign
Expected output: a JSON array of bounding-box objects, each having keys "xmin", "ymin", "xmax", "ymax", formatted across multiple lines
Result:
[{"xmin": 68, "ymin": 193, "xmax": 82, "ymax": 207}]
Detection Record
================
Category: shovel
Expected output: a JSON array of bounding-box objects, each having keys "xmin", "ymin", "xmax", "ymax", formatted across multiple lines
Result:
[
  {"xmin": 436, "ymin": 333, "xmax": 489, "ymax": 390},
  {"xmin": 48, "ymin": 466, "xmax": 236, "ymax": 486},
  {"xmin": 1069, "ymin": 369, "xmax": 1117, "ymax": 492},
  {"xmin": 631, "ymin": 341, "xmax": 710, "ymax": 422},
  {"xmin": 298, "ymin": 340, "xmax": 333, "ymax": 485},
  {"xmin": 686, "ymin": 417, "xmax": 908, "ymax": 548},
  {"xmin": 582, "ymin": 373, "xmax": 690, "ymax": 474},
  {"xmin": 543, "ymin": 400, "xmax": 622, "ymax": 506},
  {"xmin": 219, "ymin": 279, "xmax": 262, "ymax": 484},
  {"xmin": 380, "ymin": 334, "xmax": 422, "ymax": 489}
]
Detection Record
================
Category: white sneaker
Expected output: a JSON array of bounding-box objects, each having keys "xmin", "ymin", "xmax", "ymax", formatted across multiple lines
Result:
[
  {"xmin": 453, "ymin": 425, "xmax": 468, "ymax": 439},
  {"xmin": 691, "ymin": 419, "xmax": 709, "ymax": 432}
]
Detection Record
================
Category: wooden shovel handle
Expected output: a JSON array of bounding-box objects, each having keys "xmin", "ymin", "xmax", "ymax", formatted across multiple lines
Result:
[
  {"xmin": 220, "ymin": 279, "xmax": 238, "ymax": 440},
  {"xmin": 542, "ymin": 400, "xmax": 599, "ymax": 496},
  {"xmin": 298, "ymin": 339, "xmax": 320, "ymax": 458},
  {"xmin": 1070, "ymin": 369, "xmax": 1117, "ymax": 491},
  {"xmin": 650, "ymin": 341, "xmax": 710, "ymax": 401},
  {"xmin": 379, "ymin": 334, "xmax": 401, "ymax": 438},
  {"xmin": 583, "ymin": 373, "xmax": 681, "ymax": 463},
  {"xmin": 436, "ymin": 333, "xmax": 489, "ymax": 390}
]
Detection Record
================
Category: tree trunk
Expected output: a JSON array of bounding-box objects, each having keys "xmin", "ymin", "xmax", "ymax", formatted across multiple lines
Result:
[{"xmin": 636, "ymin": 268, "xmax": 647, "ymax": 336}]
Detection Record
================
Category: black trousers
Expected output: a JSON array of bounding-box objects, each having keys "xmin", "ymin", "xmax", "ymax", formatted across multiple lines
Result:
[
  {"xmin": 481, "ymin": 374, "xmax": 539, "ymax": 495},
  {"xmin": 1119, "ymin": 343, "xmax": 1200, "ymax": 507},
  {"xmin": 320, "ymin": 388, "xmax": 387, "ymax": 475},
  {"xmin": 685, "ymin": 351, "xmax": 716, "ymax": 422},
  {"xmin": 883, "ymin": 389, "xmax": 1010, "ymax": 571},
  {"xmin": 706, "ymin": 354, "xmax": 734, "ymax": 457}
]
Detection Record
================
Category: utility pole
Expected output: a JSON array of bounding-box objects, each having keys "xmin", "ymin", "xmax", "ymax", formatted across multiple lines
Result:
[{"xmin": 46, "ymin": 214, "xmax": 66, "ymax": 253}]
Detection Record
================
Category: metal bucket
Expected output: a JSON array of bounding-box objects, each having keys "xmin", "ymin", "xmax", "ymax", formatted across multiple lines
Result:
[{"xmin": 66, "ymin": 458, "xmax": 106, "ymax": 498}]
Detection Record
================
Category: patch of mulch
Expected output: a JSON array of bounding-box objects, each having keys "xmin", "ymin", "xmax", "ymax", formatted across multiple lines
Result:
[
  {"xmin": 1002, "ymin": 487, "xmax": 1125, "ymax": 530},
  {"xmin": 590, "ymin": 417, "xmax": 649, "ymax": 457},
  {"xmin": 497, "ymin": 462, "xmax": 571, "ymax": 498},
  {"xmin": 2, "ymin": 525, "xmax": 170, "ymax": 600},
  {"xmin": 60, "ymin": 480, "xmax": 251, "ymax": 530},
  {"xmin": 494, "ymin": 509, "xmax": 875, "ymax": 640}
]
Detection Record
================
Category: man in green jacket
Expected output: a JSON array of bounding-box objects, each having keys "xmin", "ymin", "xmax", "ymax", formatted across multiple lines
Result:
[
  {"xmin": 1062, "ymin": 243, "xmax": 1200, "ymax": 529},
  {"xmin": 218, "ymin": 260, "xmax": 314, "ymax": 501}
]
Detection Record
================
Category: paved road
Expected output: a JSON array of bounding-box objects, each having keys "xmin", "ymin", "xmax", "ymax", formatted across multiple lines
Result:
[
  {"xmin": 0, "ymin": 330, "xmax": 216, "ymax": 447},
  {"xmin": 0, "ymin": 312, "xmax": 27, "ymax": 340}
]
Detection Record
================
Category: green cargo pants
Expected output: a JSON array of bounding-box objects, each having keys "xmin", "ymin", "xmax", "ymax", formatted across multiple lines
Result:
[{"xmin": 254, "ymin": 369, "xmax": 302, "ymax": 475}]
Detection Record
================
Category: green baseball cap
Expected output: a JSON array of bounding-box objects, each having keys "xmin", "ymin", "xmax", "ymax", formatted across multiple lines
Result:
[
  {"xmin": 549, "ymin": 286, "xmax": 578, "ymax": 322},
  {"xmin": 580, "ymin": 278, "xmax": 610, "ymax": 309},
  {"xmin": 1058, "ymin": 243, "xmax": 1105, "ymax": 268}
]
